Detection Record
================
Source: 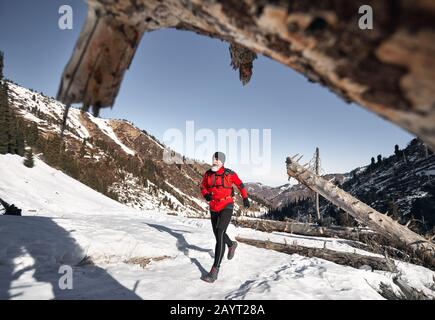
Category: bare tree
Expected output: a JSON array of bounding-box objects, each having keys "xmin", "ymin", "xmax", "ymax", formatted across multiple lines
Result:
[{"xmin": 286, "ymin": 155, "xmax": 435, "ymax": 256}]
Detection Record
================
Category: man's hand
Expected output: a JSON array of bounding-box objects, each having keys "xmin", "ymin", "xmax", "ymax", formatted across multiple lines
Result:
[
  {"xmin": 243, "ymin": 198, "xmax": 250, "ymax": 208},
  {"xmin": 204, "ymin": 193, "xmax": 212, "ymax": 202}
]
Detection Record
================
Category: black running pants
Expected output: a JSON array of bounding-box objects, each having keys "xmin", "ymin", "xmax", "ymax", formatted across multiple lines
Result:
[{"xmin": 210, "ymin": 206, "xmax": 233, "ymax": 268}]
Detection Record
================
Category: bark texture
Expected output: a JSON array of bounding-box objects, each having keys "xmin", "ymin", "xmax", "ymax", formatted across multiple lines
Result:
[
  {"xmin": 233, "ymin": 216, "xmax": 377, "ymax": 241},
  {"xmin": 235, "ymin": 236, "xmax": 391, "ymax": 271}
]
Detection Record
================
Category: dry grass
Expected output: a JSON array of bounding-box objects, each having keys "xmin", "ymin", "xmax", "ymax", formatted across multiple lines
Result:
[{"xmin": 124, "ymin": 255, "xmax": 172, "ymax": 268}]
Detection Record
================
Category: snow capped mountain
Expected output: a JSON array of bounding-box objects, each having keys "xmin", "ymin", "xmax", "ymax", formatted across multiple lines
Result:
[
  {"xmin": 6, "ymin": 81, "xmax": 266, "ymax": 217},
  {"xmin": 338, "ymin": 139, "xmax": 435, "ymax": 232},
  {"xmin": 1, "ymin": 154, "xmax": 434, "ymax": 299},
  {"xmin": 246, "ymin": 173, "xmax": 350, "ymax": 209}
]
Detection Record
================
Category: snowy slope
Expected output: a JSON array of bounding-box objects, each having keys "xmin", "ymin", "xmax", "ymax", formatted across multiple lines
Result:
[
  {"xmin": 0, "ymin": 154, "xmax": 434, "ymax": 300},
  {"xmin": 7, "ymin": 82, "xmax": 90, "ymax": 141},
  {"xmin": 88, "ymin": 117, "xmax": 136, "ymax": 156},
  {"xmin": 7, "ymin": 81, "xmax": 269, "ymax": 217}
]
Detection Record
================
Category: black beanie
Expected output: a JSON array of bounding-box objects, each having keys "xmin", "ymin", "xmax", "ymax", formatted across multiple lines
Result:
[{"xmin": 213, "ymin": 151, "xmax": 226, "ymax": 164}]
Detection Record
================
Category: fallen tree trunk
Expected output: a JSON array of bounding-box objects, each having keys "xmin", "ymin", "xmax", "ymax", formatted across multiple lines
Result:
[
  {"xmin": 233, "ymin": 217, "xmax": 377, "ymax": 242},
  {"xmin": 58, "ymin": 1, "xmax": 435, "ymax": 150},
  {"xmin": 286, "ymin": 156, "xmax": 435, "ymax": 257},
  {"xmin": 235, "ymin": 236, "xmax": 391, "ymax": 271},
  {"xmin": 378, "ymin": 279, "xmax": 433, "ymax": 300},
  {"xmin": 233, "ymin": 217, "xmax": 435, "ymax": 269}
]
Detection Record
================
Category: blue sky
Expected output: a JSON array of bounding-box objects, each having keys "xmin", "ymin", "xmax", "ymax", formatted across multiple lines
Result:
[{"xmin": 0, "ymin": 1, "xmax": 414, "ymax": 186}]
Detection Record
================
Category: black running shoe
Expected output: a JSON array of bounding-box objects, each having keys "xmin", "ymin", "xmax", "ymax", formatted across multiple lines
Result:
[
  {"xmin": 227, "ymin": 241, "xmax": 238, "ymax": 260},
  {"xmin": 201, "ymin": 266, "xmax": 219, "ymax": 283}
]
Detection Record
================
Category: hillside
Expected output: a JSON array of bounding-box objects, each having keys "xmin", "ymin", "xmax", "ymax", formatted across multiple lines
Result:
[
  {"xmin": 5, "ymin": 81, "xmax": 266, "ymax": 217},
  {"xmin": 337, "ymin": 139, "xmax": 435, "ymax": 234},
  {"xmin": 255, "ymin": 140, "xmax": 435, "ymax": 236}
]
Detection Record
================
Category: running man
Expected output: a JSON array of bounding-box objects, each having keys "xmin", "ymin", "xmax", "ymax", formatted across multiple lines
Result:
[{"xmin": 200, "ymin": 151, "xmax": 250, "ymax": 283}]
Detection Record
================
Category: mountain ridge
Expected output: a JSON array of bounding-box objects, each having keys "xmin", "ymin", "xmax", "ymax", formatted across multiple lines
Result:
[{"xmin": 5, "ymin": 80, "xmax": 266, "ymax": 217}]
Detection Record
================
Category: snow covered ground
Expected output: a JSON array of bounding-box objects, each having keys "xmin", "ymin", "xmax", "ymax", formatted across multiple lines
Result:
[{"xmin": 0, "ymin": 154, "xmax": 434, "ymax": 300}]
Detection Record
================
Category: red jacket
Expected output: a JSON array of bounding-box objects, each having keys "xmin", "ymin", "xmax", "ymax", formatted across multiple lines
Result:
[{"xmin": 200, "ymin": 166, "xmax": 248, "ymax": 212}]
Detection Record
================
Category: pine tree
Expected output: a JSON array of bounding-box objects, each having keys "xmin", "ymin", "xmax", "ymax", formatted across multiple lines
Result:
[
  {"xmin": 0, "ymin": 53, "xmax": 25, "ymax": 156},
  {"xmin": 79, "ymin": 138, "xmax": 86, "ymax": 157},
  {"xmin": 0, "ymin": 84, "xmax": 8, "ymax": 154},
  {"xmin": 7, "ymin": 110, "xmax": 18, "ymax": 154},
  {"xmin": 25, "ymin": 122, "xmax": 39, "ymax": 146},
  {"xmin": 0, "ymin": 51, "xmax": 3, "ymax": 80},
  {"xmin": 15, "ymin": 117, "xmax": 25, "ymax": 156},
  {"xmin": 394, "ymin": 144, "xmax": 400, "ymax": 158},
  {"xmin": 366, "ymin": 156, "xmax": 375, "ymax": 173},
  {"xmin": 44, "ymin": 136, "xmax": 62, "ymax": 167},
  {"xmin": 377, "ymin": 154, "xmax": 382, "ymax": 164},
  {"xmin": 387, "ymin": 199, "xmax": 399, "ymax": 220},
  {"xmin": 5, "ymin": 112, "xmax": 25, "ymax": 156},
  {"xmin": 0, "ymin": 52, "xmax": 8, "ymax": 154},
  {"xmin": 23, "ymin": 147, "xmax": 34, "ymax": 168}
]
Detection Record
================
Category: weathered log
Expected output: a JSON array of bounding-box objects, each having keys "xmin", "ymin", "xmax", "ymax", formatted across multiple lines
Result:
[
  {"xmin": 235, "ymin": 236, "xmax": 391, "ymax": 271},
  {"xmin": 286, "ymin": 156, "xmax": 435, "ymax": 256},
  {"xmin": 233, "ymin": 216, "xmax": 377, "ymax": 242},
  {"xmin": 391, "ymin": 277, "xmax": 432, "ymax": 300},
  {"xmin": 58, "ymin": 1, "xmax": 435, "ymax": 150},
  {"xmin": 234, "ymin": 217, "xmax": 435, "ymax": 268},
  {"xmin": 57, "ymin": 7, "xmax": 148, "ymax": 116},
  {"xmin": 377, "ymin": 280, "xmax": 432, "ymax": 300}
]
